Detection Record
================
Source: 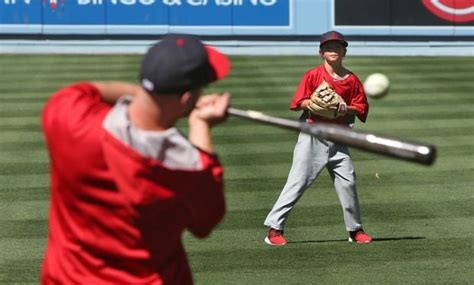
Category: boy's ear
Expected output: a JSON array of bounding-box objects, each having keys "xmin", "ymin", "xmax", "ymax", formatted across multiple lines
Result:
[
  {"xmin": 177, "ymin": 91, "xmax": 192, "ymax": 117},
  {"xmin": 179, "ymin": 91, "xmax": 191, "ymax": 105},
  {"xmin": 178, "ymin": 90, "xmax": 201, "ymax": 117}
]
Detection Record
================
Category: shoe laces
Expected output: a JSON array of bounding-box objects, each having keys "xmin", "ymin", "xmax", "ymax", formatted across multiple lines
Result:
[
  {"xmin": 351, "ymin": 229, "xmax": 367, "ymax": 238},
  {"xmin": 269, "ymin": 229, "xmax": 284, "ymax": 238}
]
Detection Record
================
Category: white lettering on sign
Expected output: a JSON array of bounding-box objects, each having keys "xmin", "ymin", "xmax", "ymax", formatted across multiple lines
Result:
[
  {"xmin": 161, "ymin": 0, "xmax": 277, "ymax": 6},
  {"xmin": 162, "ymin": 0, "xmax": 181, "ymax": 5},
  {"xmin": 110, "ymin": 0, "xmax": 155, "ymax": 4},
  {"xmin": 2, "ymin": 0, "xmax": 277, "ymax": 6},
  {"xmin": 77, "ymin": 0, "xmax": 155, "ymax": 5},
  {"xmin": 187, "ymin": 0, "xmax": 207, "ymax": 5},
  {"xmin": 4, "ymin": 0, "xmax": 31, "ymax": 4},
  {"xmin": 215, "ymin": 0, "xmax": 243, "ymax": 6},
  {"xmin": 78, "ymin": 0, "xmax": 103, "ymax": 4},
  {"xmin": 112, "ymin": 0, "xmax": 133, "ymax": 4},
  {"xmin": 251, "ymin": 0, "xmax": 277, "ymax": 6}
]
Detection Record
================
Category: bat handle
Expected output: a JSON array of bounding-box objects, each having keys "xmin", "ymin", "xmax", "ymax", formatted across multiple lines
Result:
[{"xmin": 227, "ymin": 107, "xmax": 302, "ymax": 130}]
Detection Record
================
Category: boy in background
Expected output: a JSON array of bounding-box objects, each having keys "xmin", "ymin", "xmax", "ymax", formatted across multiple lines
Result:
[{"xmin": 264, "ymin": 31, "xmax": 373, "ymax": 246}]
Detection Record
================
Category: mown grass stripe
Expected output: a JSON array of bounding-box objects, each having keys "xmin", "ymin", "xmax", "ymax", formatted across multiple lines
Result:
[
  {"xmin": 0, "ymin": 110, "xmax": 43, "ymax": 118},
  {"xmin": 0, "ymin": 258, "xmax": 44, "ymax": 283},
  {"xmin": 0, "ymin": 150, "xmax": 47, "ymax": 163},
  {"xmin": 227, "ymin": 101, "xmax": 474, "ymax": 113},
  {"xmin": 216, "ymin": 73, "xmax": 474, "ymax": 84},
  {"xmin": 224, "ymin": 170, "xmax": 473, "ymax": 193},
  {"xmin": 0, "ymin": 239, "xmax": 46, "ymax": 259},
  {"xmin": 220, "ymin": 157, "xmax": 472, "ymax": 180},
  {"xmin": 189, "ymin": 250, "xmax": 472, "ymax": 285},
  {"xmin": 210, "ymin": 85, "xmax": 473, "ymax": 98},
  {"xmin": 2, "ymin": 77, "xmax": 472, "ymax": 93},
  {"xmin": 365, "ymin": 111, "xmax": 473, "ymax": 120},
  {"xmin": 224, "ymin": 162, "xmax": 473, "ymax": 184},
  {"xmin": 212, "ymin": 135, "xmax": 473, "ymax": 154},
  {"xmin": 190, "ymin": 261, "xmax": 471, "ymax": 284},
  {"xmin": 187, "ymin": 237, "xmax": 471, "ymax": 269},
  {"xmin": 0, "ymin": 131, "xmax": 469, "ymax": 156},
  {"xmin": 0, "ymin": 70, "xmax": 133, "ymax": 79},
  {"xmin": 356, "ymin": 119, "xmax": 474, "ymax": 131},
  {"xmin": 209, "ymin": 120, "xmax": 474, "ymax": 133},
  {"xmin": 228, "ymin": 93, "xmax": 472, "ymax": 106},
  {"xmin": 0, "ymin": 141, "xmax": 45, "ymax": 152},
  {"xmin": 0, "ymin": 125, "xmax": 41, "ymax": 132},
  {"xmin": 1, "ymin": 64, "xmax": 136, "ymax": 72},
  {"xmin": 0, "ymin": 162, "xmax": 49, "ymax": 175},
  {"xmin": 0, "ymin": 55, "xmax": 140, "ymax": 66},
  {"xmin": 212, "ymin": 127, "xmax": 474, "ymax": 143},
  {"xmin": 224, "ymin": 182, "xmax": 474, "ymax": 211},
  {"xmin": 0, "ymin": 116, "xmax": 40, "ymax": 126},
  {"xmin": 0, "ymin": 91, "xmax": 54, "ymax": 100},
  {"xmin": 0, "ymin": 187, "xmax": 48, "ymax": 202},
  {"xmin": 240, "ymin": 180, "xmax": 474, "ymax": 201},
  {"xmin": 218, "ymin": 144, "xmax": 472, "ymax": 165},
  {"xmin": 0, "ymin": 102, "xmax": 45, "ymax": 112},
  {"xmin": 1, "ymin": 54, "xmax": 472, "ymax": 68},
  {"xmin": 0, "ymin": 174, "xmax": 49, "ymax": 188},
  {"xmin": 217, "ymin": 199, "xmax": 472, "ymax": 231},
  {"xmin": 185, "ymin": 218, "xmax": 472, "ymax": 253},
  {"xmin": 0, "ymin": 201, "xmax": 48, "ymax": 221},
  {"xmin": 0, "ymin": 131, "xmax": 43, "ymax": 143},
  {"xmin": 0, "ymin": 219, "xmax": 47, "ymax": 239},
  {"xmin": 5, "ymin": 104, "xmax": 471, "ymax": 121},
  {"xmin": 205, "ymin": 81, "xmax": 474, "ymax": 90},
  {"xmin": 229, "ymin": 107, "xmax": 473, "ymax": 120}
]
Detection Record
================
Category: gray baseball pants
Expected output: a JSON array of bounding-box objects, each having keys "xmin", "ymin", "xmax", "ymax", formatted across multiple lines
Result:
[{"xmin": 264, "ymin": 132, "xmax": 363, "ymax": 232}]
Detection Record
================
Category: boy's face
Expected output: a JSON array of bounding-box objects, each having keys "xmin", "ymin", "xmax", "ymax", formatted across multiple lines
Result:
[{"xmin": 320, "ymin": 41, "xmax": 346, "ymax": 63}]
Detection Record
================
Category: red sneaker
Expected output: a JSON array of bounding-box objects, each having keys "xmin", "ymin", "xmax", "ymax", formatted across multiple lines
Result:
[
  {"xmin": 264, "ymin": 228, "xmax": 287, "ymax": 246},
  {"xmin": 349, "ymin": 230, "xmax": 373, "ymax": 244}
]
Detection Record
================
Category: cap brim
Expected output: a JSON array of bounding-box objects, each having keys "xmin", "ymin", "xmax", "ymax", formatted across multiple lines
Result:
[
  {"xmin": 205, "ymin": 46, "xmax": 231, "ymax": 81},
  {"xmin": 320, "ymin": 39, "xmax": 348, "ymax": 48}
]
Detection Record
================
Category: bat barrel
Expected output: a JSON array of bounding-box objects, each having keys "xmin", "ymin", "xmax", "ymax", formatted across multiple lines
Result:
[{"xmin": 308, "ymin": 124, "xmax": 437, "ymax": 165}]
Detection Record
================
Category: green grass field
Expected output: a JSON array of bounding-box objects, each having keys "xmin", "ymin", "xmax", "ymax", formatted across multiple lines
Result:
[{"xmin": 0, "ymin": 54, "xmax": 472, "ymax": 284}]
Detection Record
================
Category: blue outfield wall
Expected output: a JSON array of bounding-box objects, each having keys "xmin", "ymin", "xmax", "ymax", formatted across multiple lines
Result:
[{"xmin": 0, "ymin": 0, "xmax": 472, "ymax": 36}]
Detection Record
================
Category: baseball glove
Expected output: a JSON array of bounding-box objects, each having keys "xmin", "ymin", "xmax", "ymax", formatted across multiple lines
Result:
[{"xmin": 307, "ymin": 81, "xmax": 347, "ymax": 118}]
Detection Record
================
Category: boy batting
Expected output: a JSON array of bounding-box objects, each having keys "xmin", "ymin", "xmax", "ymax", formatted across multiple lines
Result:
[{"xmin": 41, "ymin": 34, "xmax": 231, "ymax": 284}]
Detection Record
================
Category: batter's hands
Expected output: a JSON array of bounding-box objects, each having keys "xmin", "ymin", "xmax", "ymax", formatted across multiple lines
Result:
[{"xmin": 189, "ymin": 92, "xmax": 231, "ymax": 127}]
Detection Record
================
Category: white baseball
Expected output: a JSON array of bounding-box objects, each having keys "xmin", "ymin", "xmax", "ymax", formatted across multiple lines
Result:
[{"xmin": 363, "ymin": 73, "xmax": 390, "ymax": 99}]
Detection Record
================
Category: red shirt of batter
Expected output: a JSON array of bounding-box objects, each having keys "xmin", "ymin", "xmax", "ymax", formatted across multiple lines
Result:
[
  {"xmin": 290, "ymin": 65, "xmax": 369, "ymax": 125},
  {"xmin": 40, "ymin": 83, "xmax": 225, "ymax": 284}
]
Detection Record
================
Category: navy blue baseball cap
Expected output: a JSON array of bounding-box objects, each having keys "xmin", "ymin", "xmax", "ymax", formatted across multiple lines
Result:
[
  {"xmin": 140, "ymin": 34, "xmax": 230, "ymax": 94},
  {"xmin": 319, "ymin": 31, "xmax": 348, "ymax": 48}
]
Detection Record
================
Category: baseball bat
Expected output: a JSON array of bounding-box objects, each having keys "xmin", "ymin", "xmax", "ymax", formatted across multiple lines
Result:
[{"xmin": 227, "ymin": 107, "xmax": 436, "ymax": 166}]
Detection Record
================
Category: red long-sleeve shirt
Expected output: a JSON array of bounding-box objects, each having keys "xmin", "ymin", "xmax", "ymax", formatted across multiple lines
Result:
[
  {"xmin": 40, "ymin": 83, "xmax": 225, "ymax": 284},
  {"xmin": 290, "ymin": 65, "xmax": 369, "ymax": 125}
]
